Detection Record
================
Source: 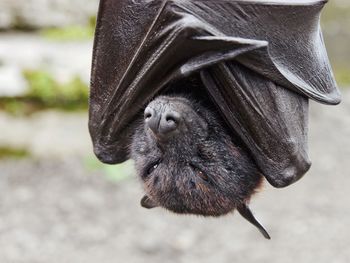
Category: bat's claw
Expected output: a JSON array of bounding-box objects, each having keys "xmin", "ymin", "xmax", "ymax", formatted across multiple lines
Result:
[
  {"xmin": 237, "ymin": 203, "xmax": 271, "ymax": 240},
  {"xmin": 141, "ymin": 195, "xmax": 158, "ymax": 209}
]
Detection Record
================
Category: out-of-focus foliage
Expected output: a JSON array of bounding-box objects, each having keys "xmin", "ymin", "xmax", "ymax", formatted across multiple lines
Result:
[
  {"xmin": 0, "ymin": 146, "xmax": 30, "ymax": 159},
  {"xmin": 322, "ymin": 1, "xmax": 350, "ymax": 87},
  {"xmin": 333, "ymin": 67, "xmax": 350, "ymax": 88},
  {"xmin": 41, "ymin": 16, "xmax": 96, "ymax": 41},
  {"xmin": 0, "ymin": 69, "xmax": 89, "ymax": 115},
  {"xmin": 41, "ymin": 25, "xmax": 94, "ymax": 41},
  {"xmin": 24, "ymin": 69, "xmax": 88, "ymax": 108}
]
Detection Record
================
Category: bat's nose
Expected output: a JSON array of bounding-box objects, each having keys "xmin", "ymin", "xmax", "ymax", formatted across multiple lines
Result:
[{"xmin": 144, "ymin": 106, "xmax": 181, "ymax": 137}]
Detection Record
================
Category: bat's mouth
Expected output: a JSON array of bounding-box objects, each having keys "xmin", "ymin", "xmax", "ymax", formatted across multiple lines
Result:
[{"xmin": 140, "ymin": 158, "xmax": 238, "ymax": 217}]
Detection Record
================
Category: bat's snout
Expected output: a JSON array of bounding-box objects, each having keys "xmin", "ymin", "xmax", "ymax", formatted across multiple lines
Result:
[{"xmin": 144, "ymin": 105, "xmax": 181, "ymax": 137}]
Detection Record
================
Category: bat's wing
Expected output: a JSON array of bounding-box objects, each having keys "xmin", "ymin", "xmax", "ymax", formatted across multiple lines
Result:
[{"xmin": 89, "ymin": 0, "xmax": 340, "ymax": 187}]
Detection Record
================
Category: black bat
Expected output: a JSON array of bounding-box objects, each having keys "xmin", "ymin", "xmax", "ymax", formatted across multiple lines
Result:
[
  {"xmin": 131, "ymin": 95, "xmax": 270, "ymax": 239},
  {"xmin": 88, "ymin": 0, "xmax": 340, "ymax": 236}
]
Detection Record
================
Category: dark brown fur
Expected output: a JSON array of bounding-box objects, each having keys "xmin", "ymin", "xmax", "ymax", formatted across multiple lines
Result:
[{"xmin": 131, "ymin": 95, "xmax": 262, "ymax": 216}]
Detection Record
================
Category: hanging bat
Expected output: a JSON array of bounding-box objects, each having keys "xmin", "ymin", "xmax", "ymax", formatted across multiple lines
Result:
[
  {"xmin": 88, "ymin": 0, "xmax": 341, "ymax": 236},
  {"xmin": 131, "ymin": 94, "xmax": 270, "ymax": 239}
]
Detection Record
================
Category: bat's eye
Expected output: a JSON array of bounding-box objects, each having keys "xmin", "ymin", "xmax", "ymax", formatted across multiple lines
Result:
[
  {"xmin": 145, "ymin": 160, "xmax": 160, "ymax": 177},
  {"xmin": 197, "ymin": 170, "xmax": 209, "ymax": 182}
]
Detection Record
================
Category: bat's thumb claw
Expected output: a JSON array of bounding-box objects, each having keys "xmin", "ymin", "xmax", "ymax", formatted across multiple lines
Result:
[
  {"xmin": 237, "ymin": 203, "xmax": 271, "ymax": 240},
  {"xmin": 141, "ymin": 195, "xmax": 158, "ymax": 209}
]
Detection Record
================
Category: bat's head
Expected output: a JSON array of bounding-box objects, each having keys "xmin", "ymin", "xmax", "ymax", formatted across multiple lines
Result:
[{"xmin": 131, "ymin": 95, "xmax": 262, "ymax": 216}]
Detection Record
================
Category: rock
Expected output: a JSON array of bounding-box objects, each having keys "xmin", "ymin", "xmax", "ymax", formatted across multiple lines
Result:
[
  {"xmin": 0, "ymin": 33, "xmax": 93, "ymax": 96},
  {"xmin": 0, "ymin": 110, "xmax": 91, "ymax": 158},
  {"xmin": 0, "ymin": 65, "xmax": 27, "ymax": 96},
  {"xmin": 0, "ymin": 0, "xmax": 99, "ymax": 29}
]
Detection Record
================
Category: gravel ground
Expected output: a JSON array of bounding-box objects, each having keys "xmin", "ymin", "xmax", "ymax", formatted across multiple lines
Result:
[{"xmin": 0, "ymin": 91, "xmax": 349, "ymax": 263}]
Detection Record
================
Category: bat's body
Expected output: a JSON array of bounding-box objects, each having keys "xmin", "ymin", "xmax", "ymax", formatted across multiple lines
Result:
[
  {"xmin": 89, "ymin": 0, "xmax": 340, "ymax": 238},
  {"xmin": 90, "ymin": 0, "xmax": 340, "ymax": 188},
  {"xmin": 131, "ymin": 95, "xmax": 270, "ymax": 239}
]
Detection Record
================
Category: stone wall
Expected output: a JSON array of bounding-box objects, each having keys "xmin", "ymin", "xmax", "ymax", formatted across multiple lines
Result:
[{"xmin": 0, "ymin": 0, "xmax": 99, "ymax": 29}]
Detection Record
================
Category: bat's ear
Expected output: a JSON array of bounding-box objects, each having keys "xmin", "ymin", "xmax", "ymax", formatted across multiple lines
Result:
[
  {"xmin": 140, "ymin": 195, "xmax": 158, "ymax": 209},
  {"xmin": 237, "ymin": 203, "xmax": 271, "ymax": 240}
]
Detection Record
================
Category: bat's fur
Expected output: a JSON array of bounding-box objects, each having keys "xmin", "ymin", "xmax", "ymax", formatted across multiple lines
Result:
[{"xmin": 131, "ymin": 95, "xmax": 263, "ymax": 217}]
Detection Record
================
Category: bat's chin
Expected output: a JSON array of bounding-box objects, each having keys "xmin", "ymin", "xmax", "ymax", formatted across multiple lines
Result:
[
  {"xmin": 164, "ymin": 200, "xmax": 236, "ymax": 217},
  {"xmin": 143, "ymin": 187, "xmax": 236, "ymax": 217},
  {"xmin": 166, "ymin": 205, "xmax": 234, "ymax": 217}
]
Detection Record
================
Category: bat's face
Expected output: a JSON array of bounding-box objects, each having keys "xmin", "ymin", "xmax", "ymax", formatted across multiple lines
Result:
[{"xmin": 131, "ymin": 96, "xmax": 262, "ymax": 217}]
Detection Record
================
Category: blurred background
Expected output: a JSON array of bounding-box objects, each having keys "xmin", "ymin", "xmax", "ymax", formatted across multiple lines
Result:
[{"xmin": 0, "ymin": 0, "xmax": 349, "ymax": 262}]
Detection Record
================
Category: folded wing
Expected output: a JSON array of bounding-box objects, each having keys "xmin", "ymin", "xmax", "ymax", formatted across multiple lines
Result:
[{"xmin": 89, "ymin": 0, "xmax": 340, "ymax": 187}]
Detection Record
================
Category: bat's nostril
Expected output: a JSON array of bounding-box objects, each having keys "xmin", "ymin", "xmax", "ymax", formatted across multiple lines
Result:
[
  {"xmin": 159, "ymin": 111, "xmax": 181, "ymax": 135},
  {"xmin": 144, "ymin": 106, "xmax": 159, "ymax": 134},
  {"xmin": 144, "ymin": 107, "xmax": 154, "ymax": 120},
  {"xmin": 144, "ymin": 106, "xmax": 181, "ymax": 137},
  {"xmin": 165, "ymin": 112, "xmax": 180, "ymax": 124}
]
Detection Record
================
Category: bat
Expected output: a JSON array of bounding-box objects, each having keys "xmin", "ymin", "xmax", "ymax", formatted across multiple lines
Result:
[
  {"xmin": 88, "ymin": 0, "xmax": 341, "ymax": 236},
  {"xmin": 89, "ymin": 0, "xmax": 340, "ymax": 187},
  {"xmin": 131, "ymin": 94, "xmax": 270, "ymax": 239}
]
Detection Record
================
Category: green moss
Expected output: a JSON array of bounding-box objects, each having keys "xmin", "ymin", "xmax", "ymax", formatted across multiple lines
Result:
[
  {"xmin": 88, "ymin": 15, "xmax": 97, "ymax": 30},
  {"xmin": 41, "ymin": 26, "xmax": 94, "ymax": 41},
  {"xmin": 41, "ymin": 16, "xmax": 96, "ymax": 41},
  {"xmin": 321, "ymin": 3, "xmax": 350, "ymax": 87},
  {"xmin": 0, "ymin": 146, "xmax": 30, "ymax": 159},
  {"xmin": 333, "ymin": 66, "xmax": 350, "ymax": 87},
  {"xmin": 322, "ymin": 3, "xmax": 350, "ymax": 23},
  {"xmin": 0, "ymin": 69, "xmax": 89, "ymax": 115},
  {"xmin": 23, "ymin": 69, "xmax": 89, "ymax": 109},
  {"xmin": 23, "ymin": 70, "xmax": 58, "ymax": 102},
  {"xmin": 1, "ymin": 98, "xmax": 27, "ymax": 115}
]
